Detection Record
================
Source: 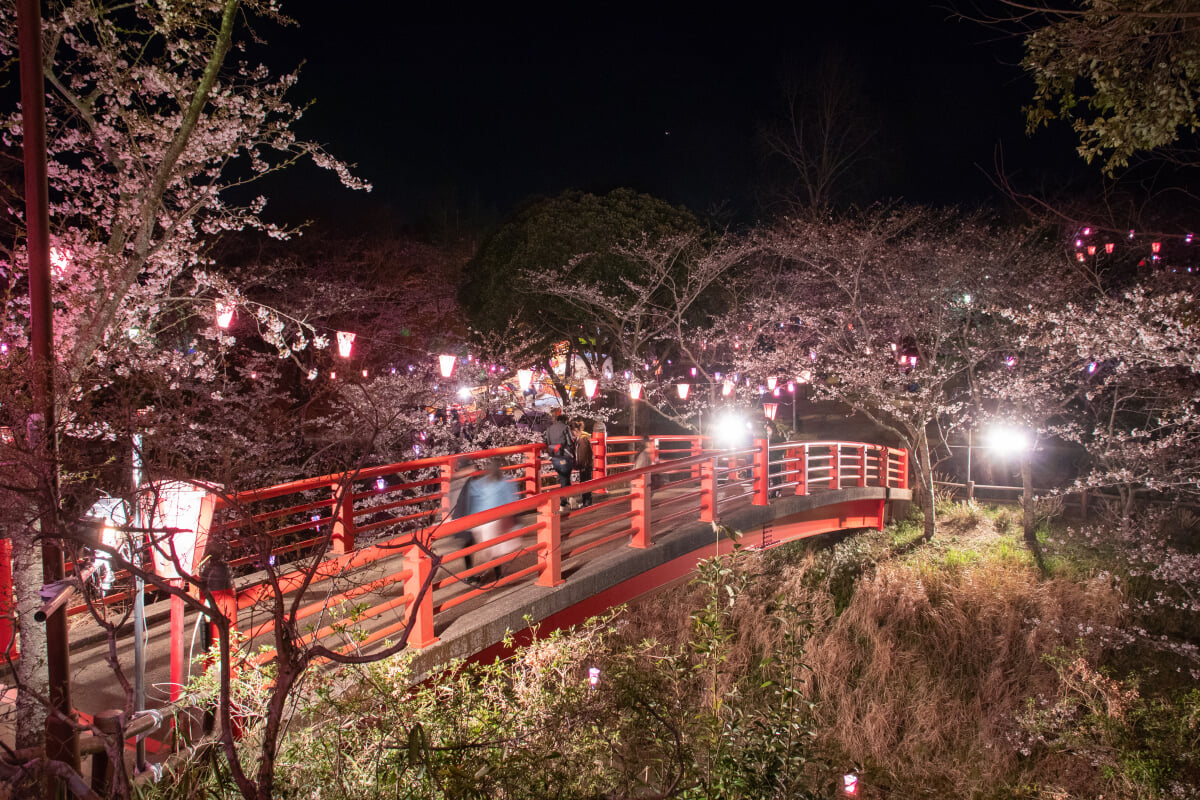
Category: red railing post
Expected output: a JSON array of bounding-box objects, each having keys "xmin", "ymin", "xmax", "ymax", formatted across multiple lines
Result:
[
  {"xmin": 699, "ymin": 458, "xmax": 717, "ymax": 523},
  {"xmin": 524, "ymin": 447, "xmax": 541, "ymax": 497},
  {"xmin": 858, "ymin": 444, "xmax": 868, "ymax": 487},
  {"xmin": 796, "ymin": 444, "xmax": 808, "ymax": 495},
  {"xmin": 0, "ymin": 538, "xmax": 13, "ymax": 659},
  {"xmin": 169, "ymin": 581, "xmax": 186, "ymax": 703},
  {"xmin": 439, "ymin": 461, "xmax": 454, "ymax": 517},
  {"xmin": 690, "ymin": 437, "xmax": 701, "ymax": 479},
  {"xmin": 630, "ymin": 473, "xmax": 652, "ymax": 549},
  {"xmin": 536, "ymin": 495, "xmax": 564, "ymax": 587},
  {"xmin": 879, "ymin": 446, "xmax": 889, "ymax": 487},
  {"xmin": 753, "ymin": 438, "xmax": 769, "ymax": 506},
  {"xmin": 330, "ymin": 479, "xmax": 355, "ymax": 555},
  {"xmin": 403, "ymin": 543, "xmax": 438, "ymax": 649},
  {"xmin": 899, "ymin": 448, "xmax": 909, "ymax": 489},
  {"xmin": 593, "ymin": 430, "xmax": 607, "ymax": 478},
  {"xmin": 831, "ymin": 445, "xmax": 841, "ymax": 490}
]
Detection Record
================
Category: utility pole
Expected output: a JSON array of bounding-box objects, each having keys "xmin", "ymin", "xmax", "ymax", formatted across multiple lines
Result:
[{"xmin": 18, "ymin": 0, "xmax": 78, "ymax": 789}]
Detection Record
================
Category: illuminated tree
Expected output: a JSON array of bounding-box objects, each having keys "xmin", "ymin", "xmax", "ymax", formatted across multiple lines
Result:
[{"xmin": 0, "ymin": 0, "xmax": 366, "ymax": 774}]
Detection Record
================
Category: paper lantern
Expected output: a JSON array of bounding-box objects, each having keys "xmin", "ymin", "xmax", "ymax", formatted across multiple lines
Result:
[
  {"xmin": 583, "ymin": 377, "xmax": 598, "ymax": 398},
  {"xmin": 336, "ymin": 331, "xmax": 355, "ymax": 358},
  {"xmin": 676, "ymin": 383, "xmax": 690, "ymax": 400},
  {"xmin": 767, "ymin": 376, "xmax": 778, "ymax": 391},
  {"xmin": 763, "ymin": 402, "xmax": 778, "ymax": 420},
  {"xmin": 438, "ymin": 354, "xmax": 456, "ymax": 378},
  {"xmin": 215, "ymin": 301, "xmax": 234, "ymax": 329},
  {"xmin": 629, "ymin": 382, "xmax": 643, "ymax": 400},
  {"xmin": 517, "ymin": 368, "xmax": 533, "ymax": 391},
  {"xmin": 722, "ymin": 379, "xmax": 734, "ymax": 396},
  {"xmin": 1105, "ymin": 242, "xmax": 1115, "ymax": 253}
]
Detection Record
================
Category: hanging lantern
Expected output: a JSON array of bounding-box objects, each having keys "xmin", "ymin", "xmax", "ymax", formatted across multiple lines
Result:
[
  {"xmin": 330, "ymin": 371, "xmax": 337, "ymax": 380},
  {"xmin": 676, "ymin": 383, "xmax": 690, "ymax": 400},
  {"xmin": 215, "ymin": 300, "xmax": 234, "ymax": 329},
  {"xmin": 798, "ymin": 370, "xmax": 812, "ymax": 383},
  {"xmin": 787, "ymin": 381, "xmax": 795, "ymax": 392},
  {"xmin": 690, "ymin": 366, "xmax": 697, "ymax": 377},
  {"xmin": 767, "ymin": 376, "xmax": 778, "ymax": 391},
  {"xmin": 629, "ymin": 382, "xmax": 643, "ymax": 400},
  {"xmin": 362, "ymin": 369, "xmax": 369, "ymax": 378},
  {"xmin": 336, "ymin": 331, "xmax": 355, "ymax": 358},
  {"xmin": 438, "ymin": 354, "xmax": 456, "ymax": 378},
  {"xmin": 1187, "ymin": 233, "xmax": 1194, "ymax": 244},
  {"xmin": 763, "ymin": 403, "xmax": 778, "ymax": 420},
  {"xmin": 1087, "ymin": 245, "xmax": 1096, "ymax": 255},
  {"xmin": 1076, "ymin": 252, "xmax": 1086, "ymax": 262},
  {"xmin": 1152, "ymin": 241, "xmax": 1162, "ymax": 253},
  {"xmin": 583, "ymin": 377, "xmax": 598, "ymax": 398},
  {"xmin": 1105, "ymin": 242, "xmax": 1115, "ymax": 253},
  {"xmin": 517, "ymin": 368, "xmax": 533, "ymax": 391},
  {"xmin": 722, "ymin": 379, "xmax": 734, "ymax": 396}
]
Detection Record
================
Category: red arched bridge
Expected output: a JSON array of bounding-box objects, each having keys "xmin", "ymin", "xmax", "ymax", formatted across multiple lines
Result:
[{"xmin": 2, "ymin": 434, "xmax": 910, "ymax": 759}]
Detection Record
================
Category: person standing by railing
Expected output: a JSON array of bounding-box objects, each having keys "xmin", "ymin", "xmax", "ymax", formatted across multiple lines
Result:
[
  {"xmin": 543, "ymin": 413, "xmax": 576, "ymax": 508},
  {"xmin": 572, "ymin": 420, "xmax": 594, "ymax": 507},
  {"xmin": 446, "ymin": 457, "xmax": 477, "ymax": 572}
]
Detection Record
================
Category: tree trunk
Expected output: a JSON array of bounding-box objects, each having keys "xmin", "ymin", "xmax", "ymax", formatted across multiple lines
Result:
[
  {"xmin": 12, "ymin": 520, "xmax": 48, "ymax": 750},
  {"xmin": 916, "ymin": 428, "xmax": 936, "ymax": 542},
  {"xmin": 1021, "ymin": 448, "xmax": 1042, "ymax": 560}
]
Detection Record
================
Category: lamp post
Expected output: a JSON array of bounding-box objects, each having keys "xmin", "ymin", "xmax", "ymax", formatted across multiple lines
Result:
[{"xmin": 629, "ymin": 382, "xmax": 642, "ymax": 436}]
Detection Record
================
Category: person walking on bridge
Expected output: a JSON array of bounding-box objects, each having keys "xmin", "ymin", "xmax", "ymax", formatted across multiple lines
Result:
[{"xmin": 464, "ymin": 459, "xmax": 519, "ymax": 586}]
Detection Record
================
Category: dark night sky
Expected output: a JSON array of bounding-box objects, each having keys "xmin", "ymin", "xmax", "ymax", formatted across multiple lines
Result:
[{"xmin": 259, "ymin": 3, "xmax": 1085, "ymax": 227}]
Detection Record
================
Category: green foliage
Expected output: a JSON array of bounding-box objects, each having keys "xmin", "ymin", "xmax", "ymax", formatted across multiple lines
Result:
[
  {"xmin": 1022, "ymin": 1, "xmax": 1200, "ymax": 173},
  {"xmin": 458, "ymin": 188, "xmax": 702, "ymax": 359}
]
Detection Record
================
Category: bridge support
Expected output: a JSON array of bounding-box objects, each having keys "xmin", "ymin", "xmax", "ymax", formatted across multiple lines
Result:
[
  {"xmin": 753, "ymin": 438, "xmax": 769, "ymax": 506},
  {"xmin": 403, "ymin": 544, "xmax": 438, "ymax": 649},
  {"xmin": 536, "ymin": 498, "xmax": 564, "ymax": 587},
  {"xmin": 630, "ymin": 475, "xmax": 651, "ymax": 549}
]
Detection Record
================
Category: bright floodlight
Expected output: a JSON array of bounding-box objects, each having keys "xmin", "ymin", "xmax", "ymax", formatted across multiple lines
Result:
[
  {"xmin": 986, "ymin": 425, "xmax": 1032, "ymax": 454},
  {"xmin": 714, "ymin": 413, "xmax": 747, "ymax": 447}
]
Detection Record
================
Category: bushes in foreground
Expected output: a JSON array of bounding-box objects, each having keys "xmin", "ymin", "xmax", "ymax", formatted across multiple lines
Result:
[{"xmin": 154, "ymin": 507, "xmax": 1200, "ymax": 799}]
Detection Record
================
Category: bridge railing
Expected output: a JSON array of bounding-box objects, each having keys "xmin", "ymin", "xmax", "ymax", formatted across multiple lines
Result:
[{"xmin": 175, "ymin": 437, "xmax": 906, "ymax": 699}]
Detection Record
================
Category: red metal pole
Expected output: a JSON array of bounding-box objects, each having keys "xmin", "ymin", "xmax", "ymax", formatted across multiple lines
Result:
[
  {"xmin": 169, "ymin": 586, "xmax": 186, "ymax": 703},
  {"xmin": 403, "ymin": 544, "xmax": 437, "ymax": 648},
  {"xmin": 330, "ymin": 482, "xmax": 355, "ymax": 554},
  {"xmin": 18, "ymin": 0, "xmax": 76, "ymax": 775},
  {"xmin": 798, "ymin": 444, "xmax": 808, "ymax": 496},
  {"xmin": 593, "ymin": 430, "xmax": 606, "ymax": 478},
  {"xmin": 699, "ymin": 458, "xmax": 716, "ymax": 523},
  {"xmin": 630, "ymin": 474, "xmax": 651, "ymax": 549},
  {"xmin": 524, "ymin": 448, "xmax": 541, "ymax": 497},
  {"xmin": 535, "ymin": 496, "xmax": 564, "ymax": 587},
  {"xmin": 753, "ymin": 438, "xmax": 769, "ymax": 506},
  {"xmin": 0, "ymin": 538, "xmax": 14, "ymax": 659},
  {"xmin": 858, "ymin": 445, "xmax": 868, "ymax": 487}
]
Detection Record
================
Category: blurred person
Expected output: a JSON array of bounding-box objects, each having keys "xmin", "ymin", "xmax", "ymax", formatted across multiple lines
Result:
[
  {"xmin": 464, "ymin": 459, "xmax": 519, "ymax": 585},
  {"xmin": 543, "ymin": 413, "xmax": 576, "ymax": 507}
]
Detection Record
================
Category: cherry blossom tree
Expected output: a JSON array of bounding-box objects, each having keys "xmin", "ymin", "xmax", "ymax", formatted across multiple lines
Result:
[
  {"xmin": 0, "ymin": 0, "xmax": 368, "ymax": 772},
  {"xmin": 728, "ymin": 206, "xmax": 1065, "ymax": 542}
]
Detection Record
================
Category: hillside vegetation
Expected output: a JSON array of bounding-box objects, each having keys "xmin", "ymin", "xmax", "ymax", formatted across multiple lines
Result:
[{"xmin": 161, "ymin": 502, "xmax": 1200, "ymax": 799}]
